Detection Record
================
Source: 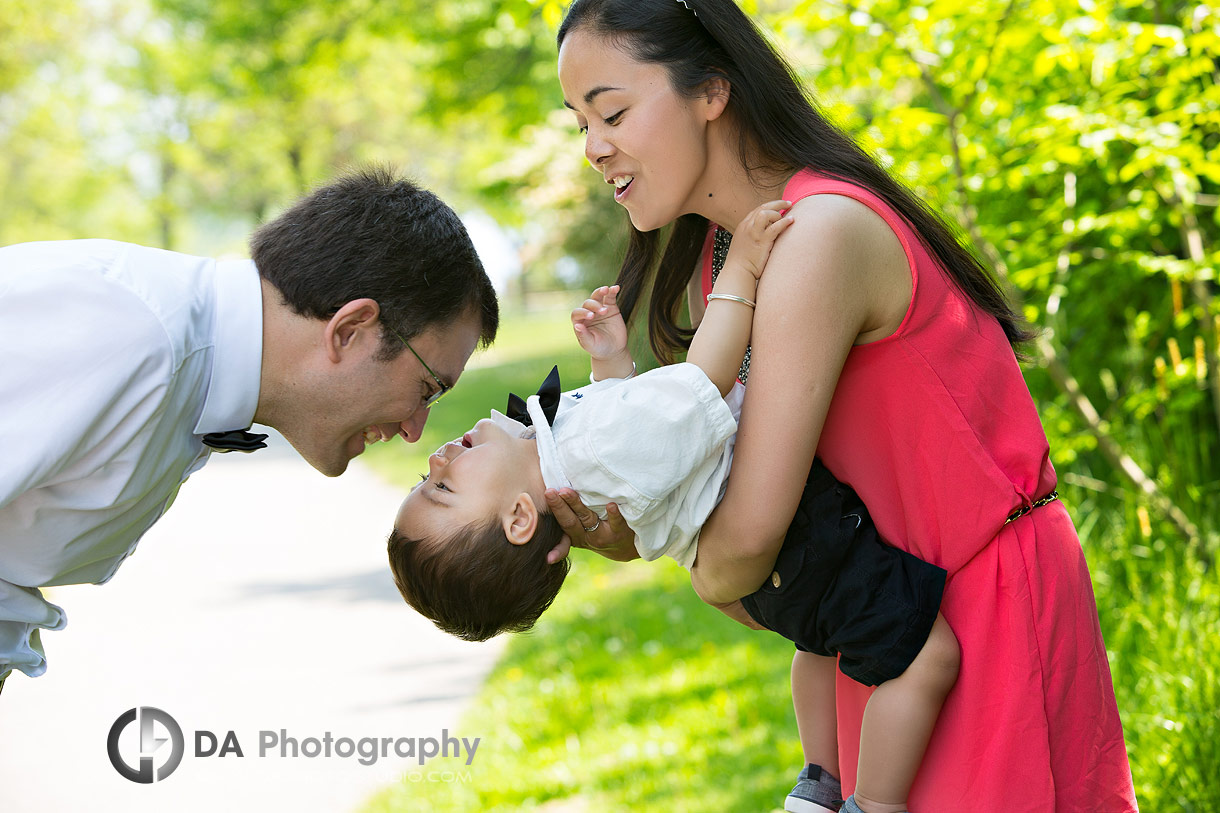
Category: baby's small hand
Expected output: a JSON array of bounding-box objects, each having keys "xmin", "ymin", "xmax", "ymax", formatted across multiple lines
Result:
[
  {"xmin": 571, "ymin": 284, "xmax": 628, "ymax": 361},
  {"xmin": 728, "ymin": 200, "xmax": 794, "ymax": 280}
]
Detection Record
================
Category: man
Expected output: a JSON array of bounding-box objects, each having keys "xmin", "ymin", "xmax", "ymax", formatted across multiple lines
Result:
[{"xmin": 0, "ymin": 166, "xmax": 499, "ymax": 689}]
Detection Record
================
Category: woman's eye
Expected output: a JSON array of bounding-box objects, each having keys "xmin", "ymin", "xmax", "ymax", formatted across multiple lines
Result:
[
  {"xmin": 417, "ymin": 473, "xmax": 428, "ymax": 483},
  {"xmin": 578, "ymin": 124, "xmax": 589, "ymax": 135},
  {"xmin": 435, "ymin": 481, "xmax": 451, "ymax": 493},
  {"xmin": 605, "ymin": 110, "xmax": 624, "ymax": 125}
]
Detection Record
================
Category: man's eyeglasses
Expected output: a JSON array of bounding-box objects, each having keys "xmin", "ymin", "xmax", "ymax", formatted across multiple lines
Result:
[{"xmin": 386, "ymin": 326, "xmax": 452, "ymax": 408}]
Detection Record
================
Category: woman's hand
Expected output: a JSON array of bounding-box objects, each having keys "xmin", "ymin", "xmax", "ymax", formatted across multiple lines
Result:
[{"xmin": 544, "ymin": 488, "xmax": 639, "ymax": 562}]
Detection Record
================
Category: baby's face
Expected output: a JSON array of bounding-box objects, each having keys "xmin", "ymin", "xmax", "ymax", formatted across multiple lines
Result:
[{"xmin": 394, "ymin": 417, "xmax": 538, "ymax": 543}]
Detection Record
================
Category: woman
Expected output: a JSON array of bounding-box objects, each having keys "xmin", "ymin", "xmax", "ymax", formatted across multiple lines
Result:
[{"xmin": 544, "ymin": 0, "xmax": 1137, "ymax": 810}]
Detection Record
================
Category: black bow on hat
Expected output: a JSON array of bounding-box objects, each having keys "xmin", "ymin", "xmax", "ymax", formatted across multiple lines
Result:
[
  {"xmin": 506, "ymin": 366, "xmax": 561, "ymax": 428},
  {"xmin": 202, "ymin": 429, "xmax": 269, "ymax": 453}
]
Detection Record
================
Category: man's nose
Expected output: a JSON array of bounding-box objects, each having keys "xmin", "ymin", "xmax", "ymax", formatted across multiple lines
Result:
[
  {"xmin": 399, "ymin": 405, "xmax": 430, "ymax": 443},
  {"xmin": 377, "ymin": 406, "xmax": 429, "ymax": 445}
]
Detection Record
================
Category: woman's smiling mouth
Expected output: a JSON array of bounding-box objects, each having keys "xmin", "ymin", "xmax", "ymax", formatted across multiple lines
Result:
[{"xmin": 610, "ymin": 175, "xmax": 634, "ymax": 201}]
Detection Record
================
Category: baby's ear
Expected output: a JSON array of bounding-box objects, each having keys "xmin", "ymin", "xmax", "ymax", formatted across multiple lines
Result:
[{"xmin": 503, "ymin": 493, "xmax": 540, "ymax": 546}]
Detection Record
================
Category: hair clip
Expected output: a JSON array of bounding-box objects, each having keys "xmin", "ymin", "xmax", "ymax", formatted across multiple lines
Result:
[{"xmin": 675, "ymin": 0, "xmax": 697, "ymax": 16}]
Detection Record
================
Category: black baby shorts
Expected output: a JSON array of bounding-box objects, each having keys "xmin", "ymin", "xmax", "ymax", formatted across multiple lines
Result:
[{"xmin": 740, "ymin": 458, "xmax": 946, "ymax": 687}]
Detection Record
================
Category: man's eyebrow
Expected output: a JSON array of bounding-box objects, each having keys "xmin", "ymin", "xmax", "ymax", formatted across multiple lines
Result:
[{"xmin": 562, "ymin": 86, "xmax": 623, "ymax": 110}]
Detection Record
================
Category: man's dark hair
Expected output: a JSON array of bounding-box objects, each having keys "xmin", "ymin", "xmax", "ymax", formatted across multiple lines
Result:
[
  {"xmin": 250, "ymin": 165, "xmax": 498, "ymax": 358},
  {"xmin": 388, "ymin": 513, "xmax": 570, "ymax": 642}
]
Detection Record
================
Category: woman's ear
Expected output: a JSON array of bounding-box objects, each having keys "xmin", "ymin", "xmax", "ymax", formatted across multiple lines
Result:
[
  {"xmin": 504, "ymin": 493, "xmax": 540, "ymax": 546},
  {"xmin": 323, "ymin": 298, "xmax": 380, "ymax": 363},
  {"xmin": 703, "ymin": 76, "xmax": 731, "ymax": 121}
]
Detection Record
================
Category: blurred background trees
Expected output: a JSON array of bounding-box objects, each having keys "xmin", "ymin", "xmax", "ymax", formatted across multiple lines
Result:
[{"xmin": 2, "ymin": 0, "xmax": 1216, "ymax": 807}]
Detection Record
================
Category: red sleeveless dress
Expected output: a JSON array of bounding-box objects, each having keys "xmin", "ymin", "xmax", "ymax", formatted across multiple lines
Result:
[{"xmin": 702, "ymin": 170, "xmax": 1137, "ymax": 810}]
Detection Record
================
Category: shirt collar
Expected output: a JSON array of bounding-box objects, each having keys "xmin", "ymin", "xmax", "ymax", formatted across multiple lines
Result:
[
  {"xmin": 525, "ymin": 393, "xmax": 575, "ymax": 492},
  {"xmin": 193, "ymin": 259, "xmax": 263, "ymax": 435},
  {"xmin": 488, "ymin": 409, "xmax": 536, "ymax": 439}
]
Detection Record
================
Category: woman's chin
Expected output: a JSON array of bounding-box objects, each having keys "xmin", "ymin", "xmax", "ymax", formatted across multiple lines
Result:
[{"xmin": 625, "ymin": 208, "xmax": 665, "ymax": 233}]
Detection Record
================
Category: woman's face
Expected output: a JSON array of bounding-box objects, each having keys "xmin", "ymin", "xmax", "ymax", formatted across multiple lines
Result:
[{"xmin": 558, "ymin": 29, "xmax": 721, "ymax": 232}]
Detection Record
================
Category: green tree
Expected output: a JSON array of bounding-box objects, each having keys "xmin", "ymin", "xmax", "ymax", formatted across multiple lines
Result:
[{"xmin": 0, "ymin": 1, "xmax": 162, "ymax": 245}]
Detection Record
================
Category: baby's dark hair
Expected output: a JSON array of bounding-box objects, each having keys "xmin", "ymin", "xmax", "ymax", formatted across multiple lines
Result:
[{"xmin": 387, "ymin": 512, "xmax": 570, "ymax": 641}]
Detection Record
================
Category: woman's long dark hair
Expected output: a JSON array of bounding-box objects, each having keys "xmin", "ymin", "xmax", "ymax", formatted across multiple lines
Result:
[{"xmin": 558, "ymin": 0, "xmax": 1031, "ymax": 362}]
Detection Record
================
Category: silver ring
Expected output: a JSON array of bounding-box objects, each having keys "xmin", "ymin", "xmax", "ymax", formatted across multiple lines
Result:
[{"xmin": 582, "ymin": 518, "xmax": 602, "ymax": 533}]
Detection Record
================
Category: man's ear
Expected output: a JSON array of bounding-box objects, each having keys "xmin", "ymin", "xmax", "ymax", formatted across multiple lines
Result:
[
  {"xmin": 703, "ymin": 76, "xmax": 730, "ymax": 121},
  {"xmin": 503, "ymin": 493, "xmax": 540, "ymax": 546},
  {"xmin": 324, "ymin": 298, "xmax": 380, "ymax": 363}
]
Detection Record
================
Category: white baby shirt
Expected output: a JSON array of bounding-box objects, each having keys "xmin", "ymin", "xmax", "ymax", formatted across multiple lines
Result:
[{"xmin": 511, "ymin": 363, "xmax": 743, "ymax": 568}]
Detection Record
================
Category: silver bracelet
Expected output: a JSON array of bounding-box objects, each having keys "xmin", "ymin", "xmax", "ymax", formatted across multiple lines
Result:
[
  {"xmin": 590, "ymin": 361, "xmax": 636, "ymax": 384},
  {"xmin": 706, "ymin": 293, "xmax": 756, "ymax": 309}
]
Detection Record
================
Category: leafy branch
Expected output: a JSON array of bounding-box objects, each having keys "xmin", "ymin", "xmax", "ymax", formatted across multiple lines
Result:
[
  {"xmin": 840, "ymin": 0, "xmax": 1202, "ymax": 544},
  {"xmin": 1158, "ymin": 173, "xmax": 1220, "ymax": 436}
]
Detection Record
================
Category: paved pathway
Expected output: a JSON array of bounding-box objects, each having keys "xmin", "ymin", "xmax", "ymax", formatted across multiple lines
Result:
[{"xmin": 0, "ymin": 431, "xmax": 503, "ymax": 812}]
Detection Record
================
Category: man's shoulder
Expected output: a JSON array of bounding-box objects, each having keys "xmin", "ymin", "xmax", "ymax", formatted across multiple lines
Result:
[
  {"xmin": 3, "ymin": 240, "xmax": 218, "ymax": 370},
  {"xmin": 0, "ymin": 238, "xmax": 203, "ymax": 271},
  {"xmin": 2, "ymin": 239, "xmax": 214, "ymax": 300}
]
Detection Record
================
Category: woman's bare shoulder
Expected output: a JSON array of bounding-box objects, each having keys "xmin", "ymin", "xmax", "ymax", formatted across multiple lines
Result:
[
  {"xmin": 775, "ymin": 192, "xmax": 912, "ymax": 341},
  {"xmin": 784, "ymin": 192, "xmax": 903, "ymax": 253}
]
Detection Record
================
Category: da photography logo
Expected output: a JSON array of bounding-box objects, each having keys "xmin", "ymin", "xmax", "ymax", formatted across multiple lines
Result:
[
  {"xmin": 105, "ymin": 707, "xmax": 479, "ymax": 784},
  {"xmin": 107, "ymin": 707, "xmax": 185, "ymax": 783}
]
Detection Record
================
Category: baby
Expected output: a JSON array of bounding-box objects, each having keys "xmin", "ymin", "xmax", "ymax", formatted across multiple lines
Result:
[{"xmin": 389, "ymin": 201, "xmax": 958, "ymax": 813}]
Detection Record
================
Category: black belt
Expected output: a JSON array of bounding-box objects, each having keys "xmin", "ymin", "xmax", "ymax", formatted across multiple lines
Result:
[{"xmin": 1005, "ymin": 491, "xmax": 1059, "ymax": 525}]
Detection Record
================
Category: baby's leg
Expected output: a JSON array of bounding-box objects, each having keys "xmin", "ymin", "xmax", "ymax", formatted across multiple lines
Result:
[
  {"xmin": 792, "ymin": 650, "xmax": 840, "ymax": 778},
  {"xmin": 854, "ymin": 613, "xmax": 959, "ymax": 813},
  {"xmin": 787, "ymin": 652, "xmax": 846, "ymax": 812}
]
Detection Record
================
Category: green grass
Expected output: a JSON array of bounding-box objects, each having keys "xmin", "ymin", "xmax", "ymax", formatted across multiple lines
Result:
[
  {"xmin": 1069, "ymin": 480, "xmax": 1220, "ymax": 811},
  {"xmin": 361, "ymin": 305, "xmax": 1220, "ymax": 813},
  {"xmin": 1099, "ymin": 532, "xmax": 1220, "ymax": 813},
  {"xmin": 363, "ymin": 553, "xmax": 802, "ymax": 813}
]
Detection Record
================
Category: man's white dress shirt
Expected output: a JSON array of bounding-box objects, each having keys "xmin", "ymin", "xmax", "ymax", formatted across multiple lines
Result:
[
  {"xmin": 508, "ymin": 362, "xmax": 743, "ymax": 569},
  {"xmin": 0, "ymin": 239, "xmax": 262, "ymax": 678}
]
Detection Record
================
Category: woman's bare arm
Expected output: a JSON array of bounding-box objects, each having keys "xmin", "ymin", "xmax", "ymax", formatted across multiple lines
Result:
[{"xmin": 689, "ymin": 194, "xmax": 912, "ymax": 605}]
